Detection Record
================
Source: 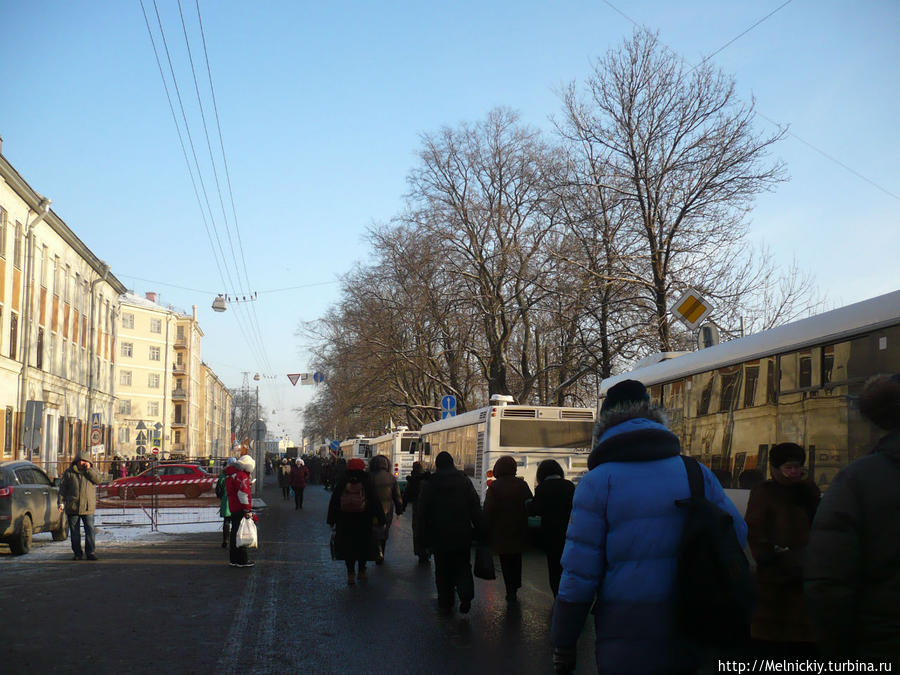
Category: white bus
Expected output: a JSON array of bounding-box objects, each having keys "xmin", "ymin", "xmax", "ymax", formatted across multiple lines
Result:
[
  {"xmin": 416, "ymin": 395, "xmax": 596, "ymax": 499},
  {"xmin": 369, "ymin": 427, "xmax": 420, "ymax": 486},
  {"xmin": 338, "ymin": 436, "xmax": 374, "ymax": 461},
  {"xmin": 599, "ymin": 289, "xmax": 900, "ymax": 511}
]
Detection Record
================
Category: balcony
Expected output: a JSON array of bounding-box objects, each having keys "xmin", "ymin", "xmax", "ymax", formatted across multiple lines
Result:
[
  {"xmin": 174, "ymin": 336, "xmax": 187, "ymax": 349},
  {"xmin": 172, "ymin": 419, "xmax": 187, "ymax": 428},
  {"xmin": 172, "ymin": 363, "xmax": 186, "ymax": 375},
  {"xmin": 171, "ymin": 442, "xmax": 185, "ymax": 452},
  {"xmin": 172, "ymin": 388, "xmax": 187, "ymax": 400}
]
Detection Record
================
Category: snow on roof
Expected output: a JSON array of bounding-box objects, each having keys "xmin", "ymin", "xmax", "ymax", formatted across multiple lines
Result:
[{"xmin": 601, "ymin": 289, "xmax": 900, "ymax": 395}]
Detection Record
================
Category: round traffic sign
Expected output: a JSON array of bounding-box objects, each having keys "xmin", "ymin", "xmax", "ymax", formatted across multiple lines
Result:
[
  {"xmin": 151, "ymin": 448, "xmax": 159, "ymax": 455},
  {"xmin": 90, "ymin": 428, "xmax": 102, "ymax": 446}
]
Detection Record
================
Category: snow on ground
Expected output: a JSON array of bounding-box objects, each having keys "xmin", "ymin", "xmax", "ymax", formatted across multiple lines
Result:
[{"xmin": 1, "ymin": 500, "xmax": 267, "ymax": 562}]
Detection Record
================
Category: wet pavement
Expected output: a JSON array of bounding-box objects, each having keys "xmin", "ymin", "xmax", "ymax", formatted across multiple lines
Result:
[{"xmin": 0, "ymin": 476, "xmax": 596, "ymax": 674}]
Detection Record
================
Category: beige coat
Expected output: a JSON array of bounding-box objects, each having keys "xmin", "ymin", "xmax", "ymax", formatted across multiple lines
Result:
[{"xmin": 58, "ymin": 464, "xmax": 103, "ymax": 515}]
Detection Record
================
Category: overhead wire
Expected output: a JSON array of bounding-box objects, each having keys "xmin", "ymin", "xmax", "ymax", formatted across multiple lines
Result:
[
  {"xmin": 141, "ymin": 0, "xmax": 268, "ymax": 372},
  {"xmin": 601, "ymin": 0, "xmax": 900, "ymax": 204},
  {"xmin": 175, "ymin": 0, "xmax": 273, "ymax": 377}
]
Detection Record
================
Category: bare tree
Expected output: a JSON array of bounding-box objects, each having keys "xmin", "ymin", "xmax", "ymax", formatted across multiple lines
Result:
[{"xmin": 560, "ymin": 30, "xmax": 788, "ymax": 351}]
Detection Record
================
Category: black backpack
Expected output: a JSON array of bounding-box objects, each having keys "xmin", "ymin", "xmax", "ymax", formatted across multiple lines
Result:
[
  {"xmin": 215, "ymin": 477, "xmax": 225, "ymax": 499},
  {"xmin": 673, "ymin": 455, "xmax": 754, "ymax": 647}
]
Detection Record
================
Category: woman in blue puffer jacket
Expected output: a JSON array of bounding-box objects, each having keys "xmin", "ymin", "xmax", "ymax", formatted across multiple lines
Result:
[{"xmin": 550, "ymin": 379, "xmax": 748, "ymax": 674}]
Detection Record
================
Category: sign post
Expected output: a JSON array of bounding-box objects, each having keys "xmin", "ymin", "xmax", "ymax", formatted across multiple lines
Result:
[{"xmin": 249, "ymin": 420, "xmax": 267, "ymax": 498}]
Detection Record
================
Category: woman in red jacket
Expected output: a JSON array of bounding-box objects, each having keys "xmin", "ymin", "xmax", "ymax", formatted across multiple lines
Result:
[
  {"xmin": 225, "ymin": 454, "xmax": 255, "ymax": 568},
  {"xmin": 290, "ymin": 458, "xmax": 310, "ymax": 510}
]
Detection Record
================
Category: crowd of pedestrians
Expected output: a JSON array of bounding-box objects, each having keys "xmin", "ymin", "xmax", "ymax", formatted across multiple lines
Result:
[{"xmin": 304, "ymin": 374, "xmax": 900, "ymax": 671}]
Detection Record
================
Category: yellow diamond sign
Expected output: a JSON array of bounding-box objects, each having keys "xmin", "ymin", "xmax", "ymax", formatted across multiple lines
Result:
[{"xmin": 670, "ymin": 289, "xmax": 714, "ymax": 329}]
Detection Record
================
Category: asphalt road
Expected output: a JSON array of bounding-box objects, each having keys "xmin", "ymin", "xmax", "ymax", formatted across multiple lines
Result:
[{"xmin": 0, "ymin": 476, "xmax": 596, "ymax": 674}]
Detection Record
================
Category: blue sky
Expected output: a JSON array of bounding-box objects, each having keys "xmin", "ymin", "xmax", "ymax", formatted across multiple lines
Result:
[{"xmin": 1, "ymin": 1, "xmax": 898, "ymax": 443}]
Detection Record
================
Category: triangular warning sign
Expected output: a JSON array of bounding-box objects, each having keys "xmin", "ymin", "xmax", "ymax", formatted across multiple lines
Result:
[{"xmin": 287, "ymin": 373, "xmax": 302, "ymax": 386}]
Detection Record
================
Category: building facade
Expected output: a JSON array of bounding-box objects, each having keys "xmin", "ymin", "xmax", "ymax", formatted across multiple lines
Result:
[
  {"xmin": 200, "ymin": 363, "xmax": 231, "ymax": 457},
  {"xmin": 0, "ymin": 146, "xmax": 126, "ymax": 477}
]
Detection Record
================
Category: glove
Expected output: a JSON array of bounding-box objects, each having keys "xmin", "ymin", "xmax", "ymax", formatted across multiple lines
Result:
[
  {"xmin": 552, "ymin": 646, "xmax": 576, "ymax": 675},
  {"xmin": 244, "ymin": 511, "xmax": 252, "ymax": 519}
]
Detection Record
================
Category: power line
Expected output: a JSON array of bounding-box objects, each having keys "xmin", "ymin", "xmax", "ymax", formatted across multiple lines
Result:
[{"xmin": 600, "ymin": 0, "xmax": 900, "ymax": 204}]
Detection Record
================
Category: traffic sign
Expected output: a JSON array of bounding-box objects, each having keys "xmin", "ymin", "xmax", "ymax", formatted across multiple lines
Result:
[
  {"xmin": 329, "ymin": 439, "xmax": 340, "ymax": 451},
  {"xmin": 670, "ymin": 289, "xmax": 714, "ymax": 330},
  {"xmin": 90, "ymin": 428, "xmax": 102, "ymax": 446},
  {"xmin": 136, "ymin": 420, "xmax": 147, "ymax": 431},
  {"xmin": 152, "ymin": 437, "xmax": 161, "ymax": 448},
  {"xmin": 287, "ymin": 373, "xmax": 302, "ymax": 386},
  {"xmin": 151, "ymin": 448, "xmax": 159, "ymax": 455},
  {"xmin": 441, "ymin": 395, "xmax": 457, "ymax": 420},
  {"xmin": 136, "ymin": 446, "xmax": 146, "ymax": 455},
  {"xmin": 91, "ymin": 412, "xmax": 102, "ymax": 429},
  {"xmin": 136, "ymin": 430, "xmax": 147, "ymax": 445},
  {"xmin": 313, "ymin": 371, "xmax": 325, "ymax": 384}
]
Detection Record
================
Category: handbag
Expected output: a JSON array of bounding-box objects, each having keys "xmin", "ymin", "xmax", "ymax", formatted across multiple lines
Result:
[
  {"xmin": 473, "ymin": 544, "xmax": 495, "ymax": 580},
  {"xmin": 236, "ymin": 516, "xmax": 258, "ymax": 549}
]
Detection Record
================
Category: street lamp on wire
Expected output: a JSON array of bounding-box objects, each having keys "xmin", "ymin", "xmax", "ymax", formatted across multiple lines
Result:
[{"xmin": 212, "ymin": 292, "xmax": 258, "ymax": 313}]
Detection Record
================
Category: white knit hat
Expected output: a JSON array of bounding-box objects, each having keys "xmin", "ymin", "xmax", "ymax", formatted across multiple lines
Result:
[{"xmin": 236, "ymin": 455, "xmax": 255, "ymax": 473}]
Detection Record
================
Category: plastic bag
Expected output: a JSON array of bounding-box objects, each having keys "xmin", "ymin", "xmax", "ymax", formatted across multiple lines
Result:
[
  {"xmin": 236, "ymin": 516, "xmax": 258, "ymax": 549},
  {"xmin": 473, "ymin": 544, "xmax": 495, "ymax": 580}
]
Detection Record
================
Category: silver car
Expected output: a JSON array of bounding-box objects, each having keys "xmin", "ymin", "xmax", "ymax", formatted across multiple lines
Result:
[{"xmin": 0, "ymin": 461, "xmax": 67, "ymax": 555}]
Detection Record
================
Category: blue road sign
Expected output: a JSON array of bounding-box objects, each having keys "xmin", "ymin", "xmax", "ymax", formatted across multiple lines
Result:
[
  {"xmin": 329, "ymin": 439, "xmax": 340, "ymax": 451},
  {"xmin": 313, "ymin": 372, "xmax": 325, "ymax": 384},
  {"xmin": 441, "ymin": 395, "xmax": 457, "ymax": 419},
  {"xmin": 91, "ymin": 412, "xmax": 102, "ymax": 429}
]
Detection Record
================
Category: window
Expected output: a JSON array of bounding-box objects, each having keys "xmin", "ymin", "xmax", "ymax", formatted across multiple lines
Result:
[
  {"xmin": 122, "ymin": 313, "xmax": 134, "ymax": 329},
  {"xmin": 121, "ymin": 342, "xmax": 133, "ymax": 358},
  {"xmin": 177, "ymin": 325, "xmax": 185, "ymax": 340},
  {"xmin": 799, "ymin": 351, "xmax": 813, "ymax": 389},
  {"xmin": 53, "ymin": 256, "xmax": 60, "ymax": 297},
  {"xmin": 148, "ymin": 373, "xmax": 160, "ymax": 388},
  {"xmin": 697, "ymin": 372, "xmax": 714, "ymax": 416},
  {"xmin": 13, "ymin": 222, "xmax": 22, "ymax": 269},
  {"xmin": 118, "ymin": 400, "xmax": 131, "ymax": 415},
  {"xmin": 64, "ymin": 265, "xmax": 71, "ymax": 303},
  {"xmin": 36, "ymin": 328, "xmax": 44, "ymax": 370},
  {"xmin": 822, "ymin": 345, "xmax": 835, "ymax": 386},
  {"xmin": 118, "ymin": 427, "xmax": 130, "ymax": 444},
  {"xmin": 150, "ymin": 318, "xmax": 162, "ymax": 334},
  {"xmin": 174, "ymin": 403, "xmax": 183, "ymax": 423},
  {"xmin": 120, "ymin": 371, "xmax": 132, "ymax": 386},
  {"xmin": 149, "ymin": 346, "xmax": 160, "ymax": 361},
  {"xmin": 9, "ymin": 313, "xmax": 17, "ymax": 360},
  {"xmin": 148, "ymin": 401, "xmax": 159, "ymax": 417},
  {"xmin": 743, "ymin": 365, "xmax": 760, "ymax": 407},
  {"xmin": 0, "ymin": 206, "xmax": 6, "ymax": 258},
  {"xmin": 40, "ymin": 245, "xmax": 48, "ymax": 287},
  {"xmin": 719, "ymin": 367, "xmax": 741, "ymax": 412}
]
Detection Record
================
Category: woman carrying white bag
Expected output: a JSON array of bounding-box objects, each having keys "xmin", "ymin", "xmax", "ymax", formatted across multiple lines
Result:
[{"xmin": 225, "ymin": 454, "xmax": 256, "ymax": 567}]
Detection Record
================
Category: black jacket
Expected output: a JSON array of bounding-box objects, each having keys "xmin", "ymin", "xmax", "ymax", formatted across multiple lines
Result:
[
  {"xmin": 529, "ymin": 476, "xmax": 575, "ymax": 552},
  {"xmin": 805, "ymin": 430, "xmax": 900, "ymax": 662},
  {"xmin": 416, "ymin": 467, "xmax": 482, "ymax": 552}
]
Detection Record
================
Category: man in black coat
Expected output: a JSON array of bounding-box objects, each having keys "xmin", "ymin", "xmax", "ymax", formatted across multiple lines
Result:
[
  {"xmin": 416, "ymin": 452, "xmax": 482, "ymax": 613},
  {"xmin": 805, "ymin": 374, "xmax": 900, "ymax": 666}
]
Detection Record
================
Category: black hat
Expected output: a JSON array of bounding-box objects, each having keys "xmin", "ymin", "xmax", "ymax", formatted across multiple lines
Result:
[
  {"xmin": 769, "ymin": 442, "xmax": 805, "ymax": 468},
  {"xmin": 435, "ymin": 451, "xmax": 455, "ymax": 470},
  {"xmin": 601, "ymin": 379, "xmax": 649, "ymax": 414}
]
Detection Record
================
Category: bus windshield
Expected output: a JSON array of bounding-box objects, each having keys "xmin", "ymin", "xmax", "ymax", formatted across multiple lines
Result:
[{"xmin": 499, "ymin": 420, "xmax": 593, "ymax": 449}]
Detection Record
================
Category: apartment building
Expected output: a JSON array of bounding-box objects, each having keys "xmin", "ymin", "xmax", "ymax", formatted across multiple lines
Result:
[
  {"xmin": 200, "ymin": 363, "xmax": 231, "ymax": 457},
  {"xmin": 114, "ymin": 292, "xmax": 178, "ymax": 457},
  {"xmin": 172, "ymin": 311, "xmax": 203, "ymax": 456},
  {"xmin": 0, "ymin": 142, "xmax": 126, "ymax": 476}
]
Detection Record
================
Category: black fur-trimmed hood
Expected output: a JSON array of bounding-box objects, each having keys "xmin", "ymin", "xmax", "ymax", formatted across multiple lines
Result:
[{"xmin": 588, "ymin": 401, "xmax": 681, "ymax": 469}]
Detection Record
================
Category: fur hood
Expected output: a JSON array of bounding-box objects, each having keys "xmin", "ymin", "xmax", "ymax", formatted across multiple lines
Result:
[{"xmin": 588, "ymin": 401, "xmax": 680, "ymax": 469}]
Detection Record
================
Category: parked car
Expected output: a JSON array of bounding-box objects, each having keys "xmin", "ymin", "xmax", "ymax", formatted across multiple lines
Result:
[
  {"xmin": 0, "ymin": 460, "xmax": 67, "ymax": 555},
  {"xmin": 107, "ymin": 464, "xmax": 215, "ymax": 500}
]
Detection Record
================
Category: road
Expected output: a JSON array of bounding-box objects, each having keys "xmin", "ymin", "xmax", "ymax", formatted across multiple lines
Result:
[{"xmin": 0, "ymin": 476, "xmax": 596, "ymax": 674}]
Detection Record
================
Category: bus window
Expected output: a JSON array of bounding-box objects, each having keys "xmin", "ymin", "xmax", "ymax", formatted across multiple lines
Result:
[
  {"xmin": 423, "ymin": 441, "xmax": 431, "ymax": 456},
  {"xmin": 743, "ymin": 364, "xmax": 759, "ymax": 407},
  {"xmin": 822, "ymin": 345, "xmax": 834, "ymax": 385},
  {"xmin": 408, "ymin": 440, "xmax": 417, "ymax": 454},
  {"xmin": 799, "ymin": 351, "xmax": 813, "ymax": 389},
  {"xmin": 498, "ymin": 420, "xmax": 592, "ymax": 449},
  {"xmin": 719, "ymin": 366, "xmax": 741, "ymax": 412}
]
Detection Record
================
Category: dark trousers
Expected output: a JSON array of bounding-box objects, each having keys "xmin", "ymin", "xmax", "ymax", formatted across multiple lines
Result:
[
  {"xmin": 228, "ymin": 513, "xmax": 249, "ymax": 565},
  {"xmin": 546, "ymin": 542, "xmax": 564, "ymax": 596},
  {"xmin": 293, "ymin": 487, "xmax": 305, "ymax": 509},
  {"xmin": 498, "ymin": 553, "xmax": 522, "ymax": 596},
  {"xmin": 281, "ymin": 486, "xmax": 290, "ymax": 500},
  {"xmin": 345, "ymin": 559, "xmax": 366, "ymax": 574},
  {"xmin": 434, "ymin": 548, "xmax": 474, "ymax": 608},
  {"xmin": 222, "ymin": 517, "xmax": 230, "ymax": 545},
  {"xmin": 68, "ymin": 514, "xmax": 95, "ymax": 556}
]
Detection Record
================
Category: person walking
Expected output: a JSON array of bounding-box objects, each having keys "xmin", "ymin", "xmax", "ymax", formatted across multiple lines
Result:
[
  {"xmin": 403, "ymin": 461, "xmax": 431, "ymax": 564},
  {"xmin": 550, "ymin": 379, "xmax": 747, "ymax": 675},
  {"xmin": 57, "ymin": 454, "xmax": 103, "ymax": 561},
  {"xmin": 483, "ymin": 455, "xmax": 534, "ymax": 602},
  {"xmin": 528, "ymin": 459, "xmax": 575, "ymax": 597},
  {"xmin": 416, "ymin": 451, "xmax": 482, "ymax": 614},
  {"xmin": 290, "ymin": 458, "xmax": 310, "ymax": 510},
  {"xmin": 805, "ymin": 374, "xmax": 900, "ymax": 666},
  {"xmin": 215, "ymin": 457, "xmax": 236, "ymax": 548},
  {"xmin": 277, "ymin": 458, "xmax": 291, "ymax": 501},
  {"xmin": 327, "ymin": 458, "xmax": 385, "ymax": 585},
  {"xmin": 745, "ymin": 442, "xmax": 820, "ymax": 658},
  {"xmin": 225, "ymin": 454, "xmax": 255, "ymax": 568},
  {"xmin": 368, "ymin": 454, "xmax": 403, "ymax": 563}
]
